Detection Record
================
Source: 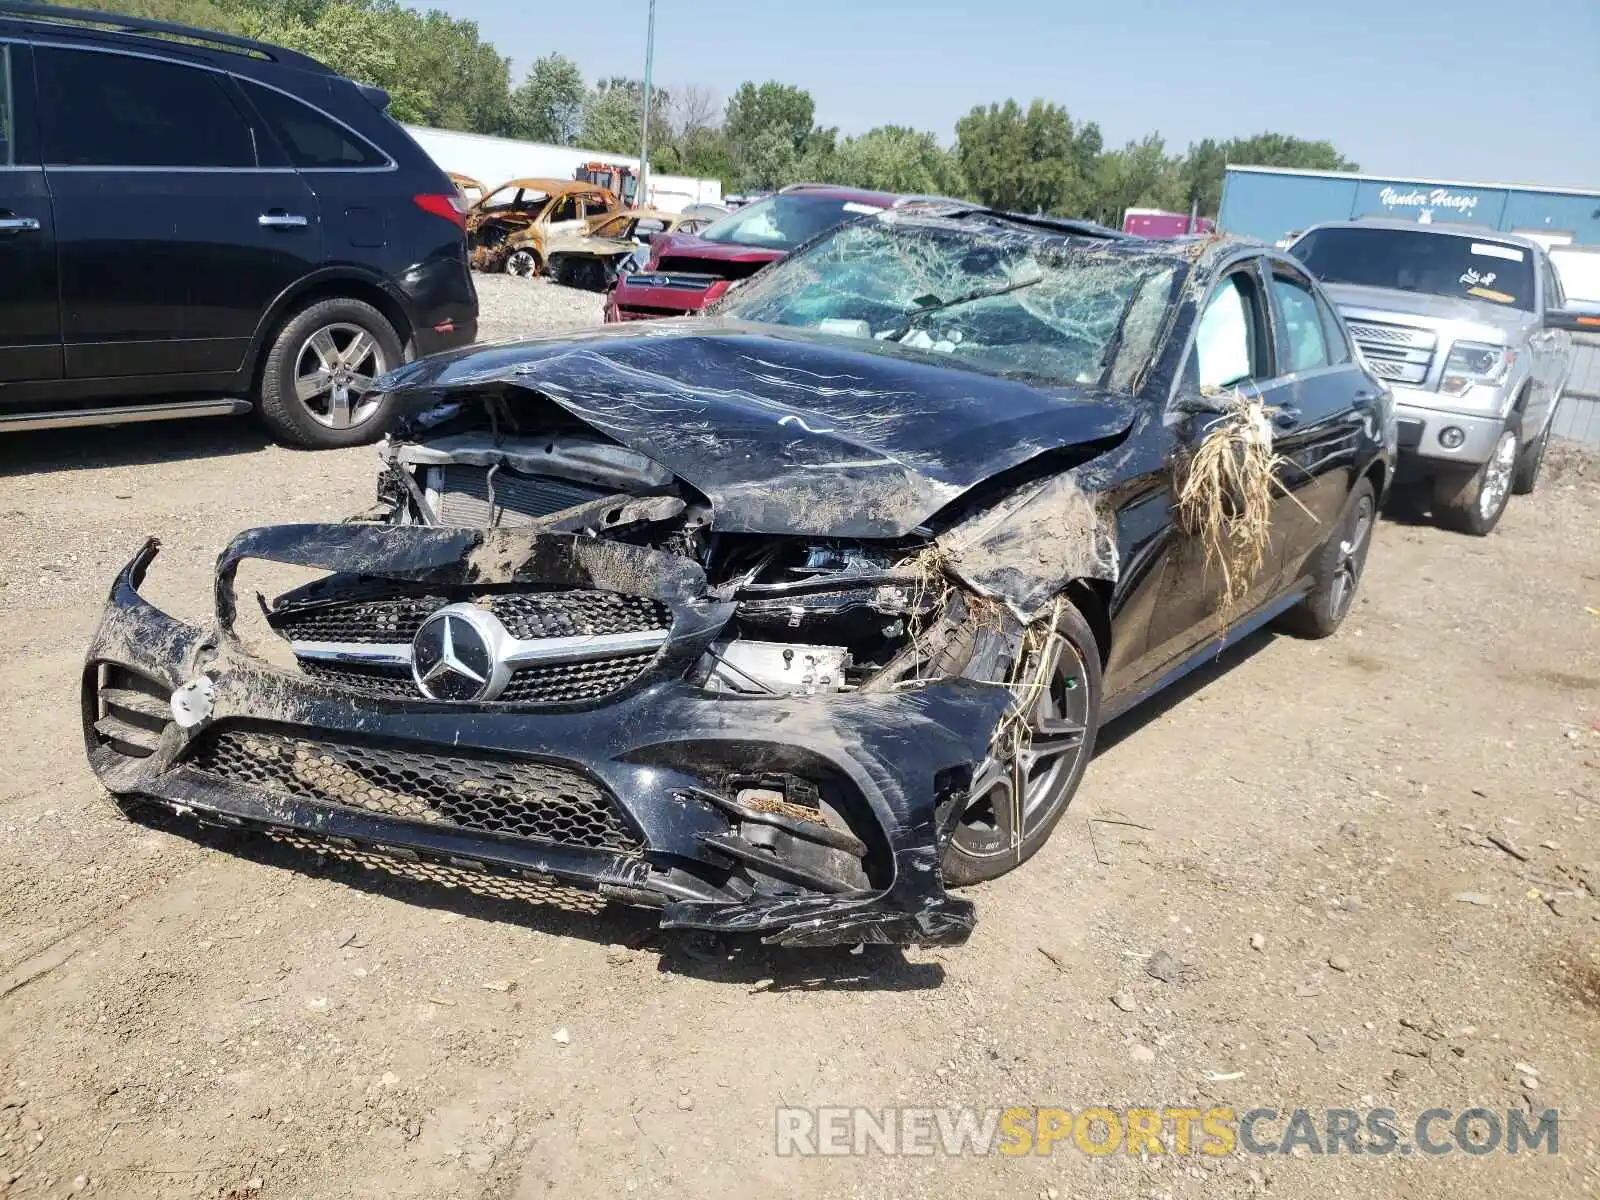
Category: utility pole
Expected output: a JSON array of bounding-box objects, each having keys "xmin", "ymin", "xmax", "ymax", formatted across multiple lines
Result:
[{"xmin": 638, "ymin": 0, "xmax": 656, "ymax": 208}]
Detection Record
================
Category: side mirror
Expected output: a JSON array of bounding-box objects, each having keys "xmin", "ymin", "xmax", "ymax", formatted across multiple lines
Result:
[{"xmin": 1545, "ymin": 307, "xmax": 1600, "ymax": 333}]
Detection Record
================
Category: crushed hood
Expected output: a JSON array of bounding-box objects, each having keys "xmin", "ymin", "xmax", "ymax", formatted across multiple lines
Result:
[{"xmin": 381, "ymin": 323, "xmax": 1136, "ymax": 539}]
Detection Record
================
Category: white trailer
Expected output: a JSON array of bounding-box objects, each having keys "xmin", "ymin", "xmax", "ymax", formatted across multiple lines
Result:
[{"xmin": 402, "ymin": 125, "xmax": 722, "ymax": 214}]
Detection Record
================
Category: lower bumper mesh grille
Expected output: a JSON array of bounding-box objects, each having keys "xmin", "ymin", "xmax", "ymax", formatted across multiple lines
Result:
[{"xmin": 186, "ymin": 728, "xmax": 641, "ymax": 854}]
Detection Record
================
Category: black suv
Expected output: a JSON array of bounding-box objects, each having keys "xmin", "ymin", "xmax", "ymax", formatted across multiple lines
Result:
[{"xmin": 0, "ymin": 2, "xmax": 477, "ymax": 448}]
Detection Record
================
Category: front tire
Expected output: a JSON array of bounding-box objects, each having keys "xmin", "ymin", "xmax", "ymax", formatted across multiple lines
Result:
[
  {"xmin": 257, "ymin": 298, "xmax": 403, "ymax": 449},
  {"xmin": 1511, "ymin": 415, "xmax": 1552, "ymax": 495},
  {"xmin": 942, "ymin": 601, "xmax": 1102, "ymax": 886},
  {"xmin": 1275, "ymin": 477, "xmax": 1375, "ymax": 639},
  {"xmin": 505, "ymin": 248, "xmax": 539, "ymax": 278},
  {"xmin": 1434, "ymin": 425, "xmax": 1517, "ymax": 536}
]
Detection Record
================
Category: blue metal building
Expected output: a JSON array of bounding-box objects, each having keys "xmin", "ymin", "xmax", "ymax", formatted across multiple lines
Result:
[
  {"xmin": 1218, "ymin": 165, "xmax": 1600, "ymax": 247},
  {"xmin": 1219, "ymin": 165, "xmax": 1600, "ymax": 446}
]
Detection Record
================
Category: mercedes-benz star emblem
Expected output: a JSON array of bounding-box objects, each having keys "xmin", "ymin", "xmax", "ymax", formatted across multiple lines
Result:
[{"xmin": 411, "ymin": 606, "xmax": 498, "ymax": 702}]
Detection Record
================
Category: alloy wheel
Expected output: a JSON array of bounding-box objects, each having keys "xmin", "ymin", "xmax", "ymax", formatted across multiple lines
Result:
[
  {"xmin": 1329, "ymin": 493, "xmax": 1374, "ymax": 620},
  {"xmin": 506, "ymin": 250, "xmax": 537, "ymax": 277},
  {"xmin": 950, "ymin": 627, "xmax": 1092, "ymax": 865},
  {"xmin": 293, "ymin": 323, "xmax": 389, "ymax": 430},
  {"xmin": 1477, "ymin": 430, "xmax": 1517, "ymax": 521}
]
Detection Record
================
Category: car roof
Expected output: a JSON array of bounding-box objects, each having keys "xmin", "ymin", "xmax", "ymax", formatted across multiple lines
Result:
[
  {"xmin": 1299, "ymin": 218, "xmax": 1545, "ymax": 250},
  {"xmin": 776, "ymin": 183, "xmax": 906, "ymax": 207}
]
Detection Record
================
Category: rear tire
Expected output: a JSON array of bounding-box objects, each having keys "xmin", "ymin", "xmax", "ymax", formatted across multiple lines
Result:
[
  {"xmin": 1275, "ymin": 478, "xmax": 1375, "ymax": 639},
  {"xmin": 1434, "ymin": 425, "xmax": 1517, "ymax": 536},
  {"xmin": 257, "ymin": 297, "xmax": 403, "ymax": 450},
  {"xmin": 942, "ymin": 601, "xmax": 1101, "ymax": 886}
]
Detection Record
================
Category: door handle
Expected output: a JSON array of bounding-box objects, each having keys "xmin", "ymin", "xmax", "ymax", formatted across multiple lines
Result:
[
  {"xmin": 1271, "ymin": 406, "xmax": 1302, "ymax": 430},
  {"xmin": 258, "ymin": 211, "xmax": 309, "ymax": 229},
  {"xmin": 0, "ymin": 215, "xmax": 41, "ymax": 233}
]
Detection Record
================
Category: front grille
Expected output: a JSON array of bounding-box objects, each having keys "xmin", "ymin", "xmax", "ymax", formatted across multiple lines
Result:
[
  {"xmin": 1347, "ymin": 320, "xmax": 1437, "ymax": 385},
  {"xmin": 271, "ymin": 587, "xmax": 669, "ymax": 705},
  {"xmin": 431, "ymin": 464, "xmax": 611, "ymax": 527},
  {"xmin": 274, "ymin": 595, "xmax": 441, "ymax": 644},
  {"xmin": 298, "ymin": 659, "xmax": 414, "ymax": 698},
  {"xmin": 187, "ymin": 728, "xmax": 642, "ymax": 854},
  {"xmin": 489, "ymin": 592, "xmax": 669, "ymax": 640},
  {"xmin": 272, "ymin": 590, "xmax": 670, "ymax": 646},
  {"xmin": 498, "ymin": 652, "xmax": 658, "ymax": 703}
]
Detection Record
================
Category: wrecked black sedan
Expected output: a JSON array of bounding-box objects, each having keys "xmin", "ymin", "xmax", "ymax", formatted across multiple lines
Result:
[{"xmin": 83, "ymin": 206, "xmax": 1395, "ymax": 948}]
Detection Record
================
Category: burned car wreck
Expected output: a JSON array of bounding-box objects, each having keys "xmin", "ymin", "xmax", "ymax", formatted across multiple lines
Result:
[{"xmin": 84, "ymin": 207, "xmax": 1394, "ymax": 948}]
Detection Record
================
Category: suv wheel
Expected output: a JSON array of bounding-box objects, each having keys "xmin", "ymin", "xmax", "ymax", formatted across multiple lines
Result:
[
  {"xmin": 942, "ymin": 602, "xmax": 1101, "ymax": 886},
  {"xmin": 258, "ymin": 298, "xmax": 403, "ymax": 449},
  {"xmin": 1511, "ymin": 417, "xmax": 1552, "ymax": 495},
  {"xmin": 1433, "ymin": 426, "xmax": 1517, "ymax": 536},
  {"xmin": 505, "ymin": 249, "xmax": 539, "ymax": 277}
]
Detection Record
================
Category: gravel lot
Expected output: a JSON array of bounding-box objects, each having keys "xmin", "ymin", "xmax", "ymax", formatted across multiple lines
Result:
[{"xmin": 0, "ymin": 276, "xmax": 1597, "ymax": 1199}]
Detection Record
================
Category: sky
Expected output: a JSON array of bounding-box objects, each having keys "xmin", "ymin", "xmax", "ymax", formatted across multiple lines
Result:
[{"xmin": 433, "ymin": 0, "xmax": 1600, "ymax": 189}]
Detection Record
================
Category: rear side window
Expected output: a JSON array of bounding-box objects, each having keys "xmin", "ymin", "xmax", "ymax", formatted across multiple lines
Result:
[
  {"xmin": 1269, "ymin": 273, "xmax": 1331, "ymax": 373},
  {"xmin": 0, "ymin": 46, "xmax": 13, "ymax": 166},
  {"xmin": 35, "ymin": 47, "xmax": 255, "ymax": 168},
  {"xmin": 240, "ymin": 80, "xmax": 386, "ymax": 169}
]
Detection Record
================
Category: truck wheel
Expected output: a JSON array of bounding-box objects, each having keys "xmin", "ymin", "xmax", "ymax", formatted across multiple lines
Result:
[
  {"xmin": 942, "ymin": 601, "xmax": 1101, "ymax": 886},
  {"xmin": 1511, "ymin": 417, "xmax": 1552, "ymax": 495},
  {"xmin": 1433, "ymin": 426, "xmax": 1517, "ymax": 536},
  {"xmin": 258, "ymin": 298, "xmax": 403, "ymax": 449}
]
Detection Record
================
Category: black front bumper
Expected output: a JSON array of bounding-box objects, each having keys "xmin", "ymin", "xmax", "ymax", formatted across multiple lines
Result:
[{"xmin": 82, "ymin": 525, "xmax": 1010, "ymax": 948}]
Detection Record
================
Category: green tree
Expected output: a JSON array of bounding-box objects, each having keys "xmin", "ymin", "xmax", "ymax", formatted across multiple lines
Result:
[
  {"xmin": 510, "ymin": 53, "xmax": 585, "ymax": 144},
  {"xmin": 955, "ymin": 99, "xmax": 1097, "ymax": 215},
  {"xmin": 234, "ymin": 0, "xmax": 511, "ymax": 132},
  {"xmin": 830, "ymin": 125, "xmax": 959, "ymax": 196},
  {"xmin": 724, "ymin": 81, "xmax": 823, "ymax": 188},
  {"xmin": 578, "ymin": 77, "xmax": 670, "ymax": 160},
  {"xmin": 1089, "ymin": 134, "xmax": 1185, "ymax": 226}
]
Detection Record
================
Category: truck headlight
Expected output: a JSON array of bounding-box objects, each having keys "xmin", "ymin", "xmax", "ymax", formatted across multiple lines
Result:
[{"xmin": 1439, "ymin": 341, "xmax": 1514, "ymax": 397}]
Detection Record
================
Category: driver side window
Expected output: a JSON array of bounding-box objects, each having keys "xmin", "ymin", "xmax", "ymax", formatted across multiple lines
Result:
[
  {"xmin": 1188, "ymin": 269, "xmax": 1268, "ymax": 392},
  {"xmin": 549, "ymin": 195, "xmax": 579, "ymax": 222}
]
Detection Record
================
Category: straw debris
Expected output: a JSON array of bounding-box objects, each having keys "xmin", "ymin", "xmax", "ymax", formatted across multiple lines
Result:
[{"xmin": 1175, "ymin": 389, "xmax": 1311, "ymax": 609}]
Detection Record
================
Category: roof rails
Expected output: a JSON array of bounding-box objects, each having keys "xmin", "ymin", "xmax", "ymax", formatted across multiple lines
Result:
[{"xmin": 0, "ymin": 1, "xmax": 335, "ymax": 73}]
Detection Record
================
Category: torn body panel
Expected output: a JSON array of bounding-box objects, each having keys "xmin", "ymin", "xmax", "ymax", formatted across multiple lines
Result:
[{"xmin": 84, "ymin": 526, "xmax": 1012, "ymax": 947}]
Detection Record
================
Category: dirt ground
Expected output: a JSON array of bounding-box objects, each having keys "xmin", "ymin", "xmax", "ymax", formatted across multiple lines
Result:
[{"xmin": 1, "ymin": 287, "xmax": 1597, "ymax": 1198}]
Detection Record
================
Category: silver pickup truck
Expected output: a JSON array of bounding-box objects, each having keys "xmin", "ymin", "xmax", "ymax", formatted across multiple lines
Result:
[{"xmin": 1290, "ymin": 219, "xmax": 1577, "ymax": 535}]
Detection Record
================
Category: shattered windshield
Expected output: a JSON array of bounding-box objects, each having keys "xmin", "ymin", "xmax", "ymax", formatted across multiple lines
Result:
[
  {"xmin": 1292, "ymin": 227, "xmax": 1535, "ymax": 310},
  {"xmin": 696, "ymin": 193, "xmax": 887, "ymax": 251},
  {"xmin": 717, "ymin": 218, "xmax": 1181, "ymax": 390}
]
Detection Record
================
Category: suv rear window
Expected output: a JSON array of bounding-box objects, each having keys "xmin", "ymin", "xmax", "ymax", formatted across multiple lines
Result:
[
  {"xmin": 1291, "ymin": 226, "xmax": 1536, "ymax": 311},
  {"xmin": 35, "ymin": 47, "xmax": 255, "ymax": 168},
  {"xmin": 240, "ymin": 80, "xmax": 386, "ymax": 169}
]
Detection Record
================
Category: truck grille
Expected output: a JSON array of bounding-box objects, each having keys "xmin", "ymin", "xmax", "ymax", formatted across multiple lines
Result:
[
  {"xmin": 1347, "ymin": 320, "xmax": 1437, "ymax": 385},
  {"xmin": 430, "ymin": 464, "xmax": 611, "ymax": 527},
  {"xmin": 186, "ymin": 727, "xmax": 642, "ymax": 854}
]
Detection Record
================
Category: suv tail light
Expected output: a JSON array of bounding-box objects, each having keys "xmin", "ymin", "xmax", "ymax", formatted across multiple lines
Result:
[{"xmin": 414, "ymin": 193, "xmax": 468, "ymax": 230}]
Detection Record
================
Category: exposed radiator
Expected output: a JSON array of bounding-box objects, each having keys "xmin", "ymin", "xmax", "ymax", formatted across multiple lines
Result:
[{"xmin": 429, "ymin": 463, "xmax": 612, "ymax": 526}]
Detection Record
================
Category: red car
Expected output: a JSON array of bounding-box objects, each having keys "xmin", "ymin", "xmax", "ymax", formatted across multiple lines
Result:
[{"xmin": 606, "ymin": 184, "xmax": 906, "ymax": 321}]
